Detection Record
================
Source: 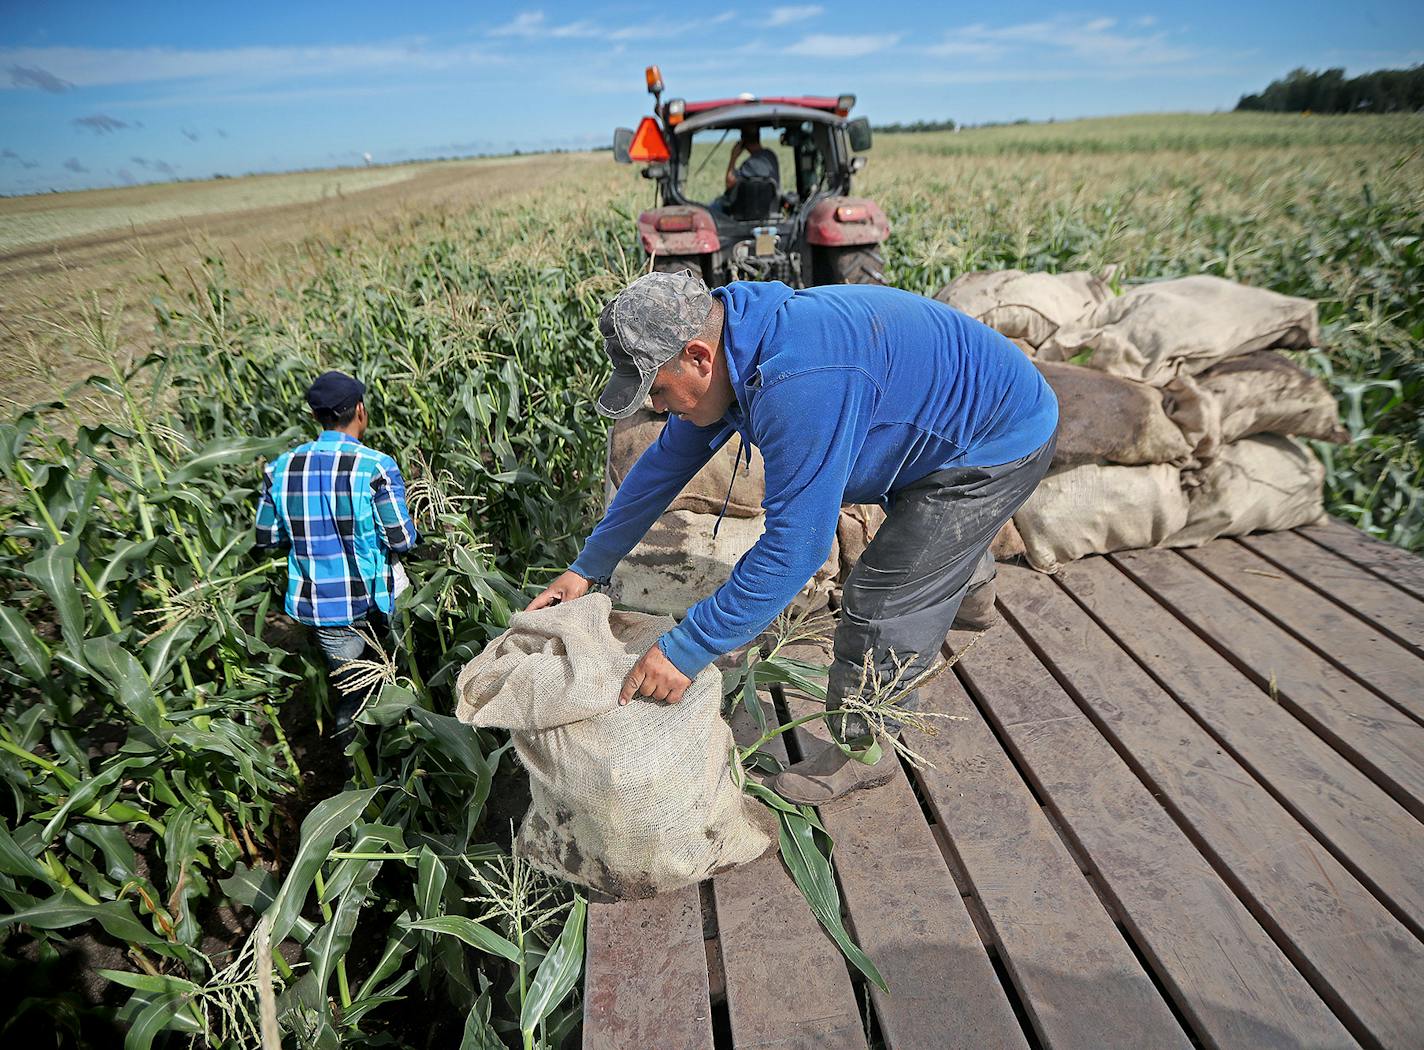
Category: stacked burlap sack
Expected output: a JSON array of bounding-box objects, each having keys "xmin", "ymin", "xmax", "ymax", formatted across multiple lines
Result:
[
  {"xmin": 455, "ymin": 595, "xmax": 776, "ymax": 898},
  {"xmin": 937, "ymin": 271, "xmax": 1347, "ymax": 572}
]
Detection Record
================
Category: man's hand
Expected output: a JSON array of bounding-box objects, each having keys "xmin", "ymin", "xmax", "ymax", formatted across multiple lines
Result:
[
  {"xmin": 525, "ymin": 569, "xmax": 591, "ymax": 611},
  {"xmin": 620, "ymin": 643, "xmax": 692, "ymax": 706}
]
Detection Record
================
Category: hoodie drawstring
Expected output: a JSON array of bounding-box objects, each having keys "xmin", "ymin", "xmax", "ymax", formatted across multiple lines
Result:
[{"xmin": 712, "ymin": 435, "xmax": 747, "ymax": 539}]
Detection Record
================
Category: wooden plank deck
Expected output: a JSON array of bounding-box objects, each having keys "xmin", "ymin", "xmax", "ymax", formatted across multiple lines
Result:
[{"xmin": 583, "ymin": 524, "xmax": 1424, "ymax": 1049}]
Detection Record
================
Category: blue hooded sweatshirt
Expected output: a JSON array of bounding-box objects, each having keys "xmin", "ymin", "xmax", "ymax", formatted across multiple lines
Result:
[{"xmin": 571, "ymin": 281, "xmax": 1058, "ymax": 678}]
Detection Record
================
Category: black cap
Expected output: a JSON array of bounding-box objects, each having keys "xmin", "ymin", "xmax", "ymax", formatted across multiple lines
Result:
[{"xmin": 306, "ymin": 371, "xmax": 365, "ymax": 414}]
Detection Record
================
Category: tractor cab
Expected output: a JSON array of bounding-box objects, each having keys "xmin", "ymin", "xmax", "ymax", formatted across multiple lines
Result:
[{"xmin": 613, "ymin": 66, "xmax": 890, "ymax": 287}]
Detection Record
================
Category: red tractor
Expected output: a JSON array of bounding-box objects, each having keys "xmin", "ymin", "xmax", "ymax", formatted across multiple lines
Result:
[{"xmin": 613, "ymin": 65, "xmax": 890, "ymax": 288}]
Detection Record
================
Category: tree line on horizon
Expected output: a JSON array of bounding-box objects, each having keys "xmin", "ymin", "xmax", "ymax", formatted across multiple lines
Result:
[{"xmin": 1236, "ymin": 65, "xmax": 1424, "ymax": 114}]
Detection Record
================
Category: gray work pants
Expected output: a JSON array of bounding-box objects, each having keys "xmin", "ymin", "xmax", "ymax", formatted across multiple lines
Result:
[{"xmin": 829, "ymin": 435, "xmax": 1056, "ymax": 744}]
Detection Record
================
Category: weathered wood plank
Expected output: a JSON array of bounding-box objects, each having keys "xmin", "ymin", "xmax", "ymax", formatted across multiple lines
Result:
[
  {"xmin": 1239, "ymin": 530, "xmax": 1424, "ymax": 657},
  {"xmin": 912, "ymin": 660, "xmax": 1191, "ymax": 1050},
  {"xmin": 999, "ymin": 562, "xmax": 1424, "ymax": 1049},
  {"xmin": 1056, "ymin": 555, "xmax": 1424, "ymax": 940},
  {"xmin": 954, "ymin": 608, "xmax": 1359, "ymax": 1049},
  {"xmin": 583, "ymin": 885, "xmax": 714, "ymax": 1050},
  {"xmin": 1299, "ymin": 519, "xmax": 1424, "ymax": 603},
  {"xmin": 1181, "ymin": 540, "xmax": 1424, "ymax": 723},
  {"xmin": 776, "ymin": 641, "xmax": 1030, "ymax": 1050},
  {"xmin": 1112, "ymin": 547, "xmax": 1424, "ymax": 820},
  {"xmin": 714, "ymin": 697, "xmax": 867, "ymax": 1050}
]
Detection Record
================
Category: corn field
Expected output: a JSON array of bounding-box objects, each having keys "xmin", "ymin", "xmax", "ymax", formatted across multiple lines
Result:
[{"xmin": 1, "ymin": 112, "xmax": 1421, "ymax": 1049}]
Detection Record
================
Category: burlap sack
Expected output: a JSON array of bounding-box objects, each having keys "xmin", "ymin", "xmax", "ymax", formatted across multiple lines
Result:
[
  {"xmin": 612, "ymin": 510, "xmax": 838, "ymax": 618},
  {"xmin": 1196, "ymin": 351, "xmax": 1347, "ymax": 445},
  {"xmin": 454, "ymin": 595, "xmax": 776, "ymax": 899},
  {"xmin": 833, "ymin": 503, "xmax": 1023, "ymax": 586},
  {"xmin": 1163, "ymin": 435, "xmax": 1326, "ymax": 548},
  {"xmin": 1036, "ymin": 361, "xmax": 1194, "ymax": 467},
  {"xmin": 1039, "ymin": 275, "xmax": 1320, "ymax": 385},
  {"xmin": 1160, "ymin": 372, "xmax": 1225, "ymax": 469},
  {"xmin": 607, "ymin": 408, "xmax": 764, "ymax": 518},
  {"xmin": 936, "ymin": 270, "xmax": 1112, "ymax": 348},
  {"xmin": 991, "ymin": 518, "xmax": 1026, "ymax": 561},
  {"xmin": 1013, "ymin": 462, "xmax": 1189, "ymax": 573},
  {"xmin": 835, "ymin": 503, "xmax": 888, "ymax": 584}
]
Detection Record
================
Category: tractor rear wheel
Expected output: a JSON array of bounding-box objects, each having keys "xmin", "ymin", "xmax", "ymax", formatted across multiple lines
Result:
[
  {"xmin": 817, "ymin": 245, "xmax": 887, "ymax": 285},
  {"xmin": 651, "ymin": 255, "xmax": 705, "ymax": 279}
]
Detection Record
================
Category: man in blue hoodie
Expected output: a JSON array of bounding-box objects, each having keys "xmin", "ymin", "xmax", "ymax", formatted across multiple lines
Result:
[{"xmin": 527, "ymin": 271, "xmax": 1057, "ymax": 803}]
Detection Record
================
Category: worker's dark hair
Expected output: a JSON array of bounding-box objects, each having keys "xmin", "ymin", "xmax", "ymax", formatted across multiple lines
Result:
[
  {"xmin": 312, "ymin": 402, "xmax": 360, "ymax": 428},
  {"xmin": 740, "ymin": 124, "xmax": 760, "ymax": 145}
]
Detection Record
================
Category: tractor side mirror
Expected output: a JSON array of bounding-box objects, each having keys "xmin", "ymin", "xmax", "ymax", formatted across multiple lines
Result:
[
  {"xmin": 613, "ymin": 127, "xmax": 634, "ymax": 164},
  {"xmin": 846, "ymin": 117, "xmax": 873, "ymax": 153}
]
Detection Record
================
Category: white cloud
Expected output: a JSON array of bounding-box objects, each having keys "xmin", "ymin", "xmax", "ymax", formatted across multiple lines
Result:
[
  {"xmin": 768, "ymin": 5, "xmax": 824, "ymax": 26},
  {"xmin": 0, "ymin": 41, "xmax": 495, "ymax": 89},
  {"xmin": 923, "ymin": 38, "xmax": 1003, "ymax": 59},
  {"xmin": 489, "ymin": 11, "xmax": 602, "ymax": 39},
  {"xmin": 787, "ymin": 33, "xmax": 901, "ymax": 58},
  {"xmin": 928, "ymin": 15, "xmax": 1196, "ymax": 67}
]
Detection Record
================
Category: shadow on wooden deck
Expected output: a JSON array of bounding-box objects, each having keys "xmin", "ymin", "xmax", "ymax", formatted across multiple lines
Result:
[{"xmin": 583, "ymin": 521, "xmax": 1424, "ymax": 1050}]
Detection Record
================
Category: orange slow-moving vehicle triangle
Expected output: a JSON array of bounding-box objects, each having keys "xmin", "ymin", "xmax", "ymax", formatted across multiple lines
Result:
[{"xmin": 628, "ymin": 117, "xmax": 670, "ymax": 163}]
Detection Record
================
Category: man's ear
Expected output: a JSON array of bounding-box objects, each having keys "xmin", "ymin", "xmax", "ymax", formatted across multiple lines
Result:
[{"xmin": 683, "ymin": 340, "xmax": 715, "ymax": 375}]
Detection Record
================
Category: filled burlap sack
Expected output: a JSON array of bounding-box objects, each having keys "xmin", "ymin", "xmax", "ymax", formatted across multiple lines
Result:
[
  {"xmin": 612, "ymin": 509, "xmax": 838, "ymax": 618},
  {"xmin": 991, "ymin": 518, "xmax": 1026, "ymax": 561},
  {"xmin": 935, "ymin": 269, "xmax": 1112, "ymax": 348},
  {"xmin": 1035, "ymin": 361, "xmax": 1194, "ymax": 467},
  {"xmin": 607, "ymin": 408, "xmax": 764, "ymax": 518},
  {"xmin": 1195, "ymin": 351, "xmax": 1348, "ymax": 445},
  {"xmin": 454, "ymin": 595, "xmax": 776, "ymax": 899},
  {"xmin": 835, "ymin": 503, "xmax": 888, "ymax": 584},
  {"xmin": 1013, "ymin": 462, "xmax": 1189, "ymax": 573},
  {"xmin": 834, "ymin": 503, "xmax": 1023, "ymax": 586},
  {"xmin": 1163, "ymin": 435, "xmax": 1326, "ymax": 548},
  {"xmin": 1159, "ymin": 372, "xmax": 1225, "ymax": 469},
  {"xmin": 1039, "ymin": 275, "xmax": 1320, "ymax": 385}
]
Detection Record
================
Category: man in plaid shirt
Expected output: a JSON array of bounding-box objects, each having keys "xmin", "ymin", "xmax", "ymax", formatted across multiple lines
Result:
[{"xmin": 256, "ymin": 371, "xmax": 418, "ymax": 731}]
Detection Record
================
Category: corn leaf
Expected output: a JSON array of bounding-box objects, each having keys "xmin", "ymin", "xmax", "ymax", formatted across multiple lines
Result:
[
  {"xmin": 776, "ymin": 806, "xmax": 886, "ymax": 992},
  {"xmin": 0, "ymin": 821, "xmax": 49, "ymax": 881},
  {"xmin": 24, "ymin": 541, "xmax": 88, "ymax": 665},
  {"xmin": 403, "ymin": 915, "xmax": 521, "ymax": 963},
  {"xmin": 123, "ymin": 991, "xmax": 194, "ymax": 1050},
  {"xmin": 0, "ymin": 606, "xmax": 50, "ymax": 684},
  {"xmin": 2, "ymin": 896, "xmax": 174, "ymax": 954},
  {"xmin": 460, "ymin": 981, "xmax": 505, "ymax": 1050},
  {"xmin": 263, "ymin": 787, "xmax": 379, "ymax": 945},
  {"xmin": 519, "ymin": 893, "xmax": 586, "ymax": 1036},
  {"xmin": 82, "ymin": 638, "xmax": 162, "ymax": 735}
]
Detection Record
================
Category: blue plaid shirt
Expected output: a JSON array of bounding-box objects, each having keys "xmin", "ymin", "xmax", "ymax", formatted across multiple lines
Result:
[{"xmin": 255, "ymin": 431, "xmax": 419, "ymax": 626}]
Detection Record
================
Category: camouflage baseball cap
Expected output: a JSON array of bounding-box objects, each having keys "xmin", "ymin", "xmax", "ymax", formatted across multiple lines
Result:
[{"xmin": 596, "ymin": 270, "xmax": 715, "ymax": 419}]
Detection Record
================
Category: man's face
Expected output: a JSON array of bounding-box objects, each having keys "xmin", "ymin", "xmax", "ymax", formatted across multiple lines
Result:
[{"xmin": 649, "ymin": 350, "xmax": 722, "ymax": 427}]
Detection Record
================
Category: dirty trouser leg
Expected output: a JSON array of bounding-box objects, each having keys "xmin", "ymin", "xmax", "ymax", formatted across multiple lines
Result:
[{"xmin": 829, "ymin": 436, "xmax": 1055, "ymax": 745}]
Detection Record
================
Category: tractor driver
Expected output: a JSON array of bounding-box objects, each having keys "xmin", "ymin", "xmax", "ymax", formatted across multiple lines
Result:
[
  {"xmin": 527, "ymin": 271, "xmax": 1059, "ymax": 806},
  {"xmin": 708, "ymin": 125, "xmax": 780, "ymax": 217}
]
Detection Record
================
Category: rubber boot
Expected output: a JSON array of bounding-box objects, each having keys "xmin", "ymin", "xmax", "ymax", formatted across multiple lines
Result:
[
  {"xmin": 770, "ymin": 742, "xmax": 897, "ymax": 805},
  {"xmin": 953, "ymin": 578, "xmax": 999, "ymax": 631}
]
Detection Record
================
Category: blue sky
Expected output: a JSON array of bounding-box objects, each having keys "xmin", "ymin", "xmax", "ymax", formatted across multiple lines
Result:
[{"xmin": 2, "ymin": 1, "xmax": 1420, "ymax": 195}]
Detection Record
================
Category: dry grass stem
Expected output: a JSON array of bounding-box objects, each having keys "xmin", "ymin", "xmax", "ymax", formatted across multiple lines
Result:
[
  {"xmin": 836, "ymin": 637, "xmax": 980, "ymax": 771},
  {"xmin": 762, "ymin": 606, "xmax": 835, "ymax": 661},
  {"xmin": 333, "ymin": 624, "xmax": 410, "ymax": 701}
]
